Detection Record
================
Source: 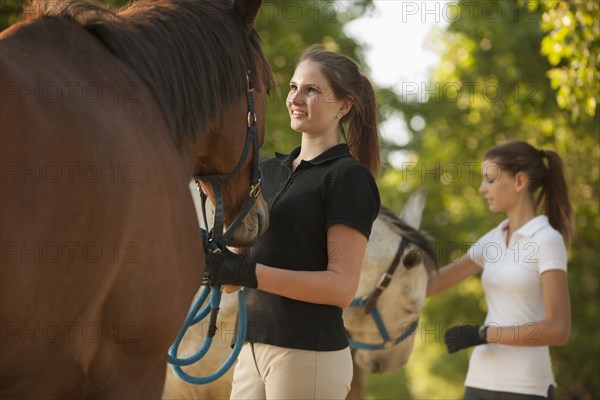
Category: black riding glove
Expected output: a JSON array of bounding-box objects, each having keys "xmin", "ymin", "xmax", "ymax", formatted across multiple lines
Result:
[
  {"xmin": 444, "ymin": 324, "xmax": 488, "ymax": 354},
  {"xmin": 204, "ymin": 248, "xmax": 258, "ymax": 289}
]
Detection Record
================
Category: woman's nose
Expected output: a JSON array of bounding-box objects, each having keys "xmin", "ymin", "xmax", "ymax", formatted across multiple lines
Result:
[
  {"xmin": 478, "ymin": 181, "xmax": 485, "ymax": 193},
  {"xmin": 288, "ymin": 90, "xmax": 302, "ymax": 105}
]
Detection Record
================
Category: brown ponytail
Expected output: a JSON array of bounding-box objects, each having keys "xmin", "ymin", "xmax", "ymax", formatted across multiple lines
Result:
[
  {"xmin": 297, "ymin": 45, "xmax": 381, "ymax": 177},
  {"xmin": 539, "ymin": 149, "xmax": 573, "ymax": 247},
  {"xmin": 485, "ymin": 141, "xmax": 573, "ymax": 247}
]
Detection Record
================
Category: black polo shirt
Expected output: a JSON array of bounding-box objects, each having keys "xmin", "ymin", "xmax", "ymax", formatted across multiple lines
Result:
[{"xmin": 245, "ymin": 143, "xmax": 380, "ymax": 351}]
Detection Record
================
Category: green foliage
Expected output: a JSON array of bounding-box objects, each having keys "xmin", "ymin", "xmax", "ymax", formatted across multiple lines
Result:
[
  {"xmin": 536, "ymin": 0, "xmax": 599, "ymax": 120},
  {"xmin": 366, "ymin": 368, "xmax": 412, "ymax": 400},
  {"xmin": 391, "ymin": 0, "xmax": 599, "ymax": 398}
]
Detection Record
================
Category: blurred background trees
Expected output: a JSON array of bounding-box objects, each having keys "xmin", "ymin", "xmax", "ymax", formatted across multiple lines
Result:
[
  {"xmin": 390, "ymin": 1, "xmax": 599, "ymax": 398},
  {"xmin": 2, "ymin": 0, "xmax": 597, "ymax": 398}
]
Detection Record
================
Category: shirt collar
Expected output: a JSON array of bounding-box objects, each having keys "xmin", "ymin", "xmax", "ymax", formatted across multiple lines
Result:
[
  {"xmin": 516, "ymin": 215, "xmax": 550, "ymax": 237},
  {"xmin": 497, "ymin": 215, "xmax": 550, "ymax": 238},
  {"xmin": 276, "ymin": 143, "xmax": 350, "ymax": 168}
]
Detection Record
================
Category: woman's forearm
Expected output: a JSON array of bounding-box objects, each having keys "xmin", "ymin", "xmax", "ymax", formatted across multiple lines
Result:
[
  {"xmin": 255, "ymin": 263, "xmax": 357, "ymax": 308},
  {"xmin": 485, "ymin": 319, "xmax": 570, "ymax": 347}
]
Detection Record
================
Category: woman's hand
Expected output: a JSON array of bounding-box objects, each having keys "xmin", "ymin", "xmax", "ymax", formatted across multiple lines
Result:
[{"xmin": 204, "ymin": 249, "xmax": 258, "ymax": 288}]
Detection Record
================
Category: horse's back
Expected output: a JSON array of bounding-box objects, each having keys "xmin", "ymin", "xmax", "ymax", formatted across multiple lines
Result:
[{"xmin": 1, "ymin": 16, "xmax": 202, "ymax": 397}]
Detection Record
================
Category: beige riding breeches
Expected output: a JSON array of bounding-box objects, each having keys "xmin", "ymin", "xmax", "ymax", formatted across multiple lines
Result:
[{"xmin": 229, "ymin": 342, "xmax": 353, "ymax": 400}]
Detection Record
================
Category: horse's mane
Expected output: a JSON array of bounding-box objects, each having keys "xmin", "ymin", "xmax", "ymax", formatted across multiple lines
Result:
[
  {"xmin": 378, "ymin": 206, "xmax": 438, "ymax": 274},
  {"xmin": 43, "ymin": 0, "xmax": 271, "ymax": 148}
]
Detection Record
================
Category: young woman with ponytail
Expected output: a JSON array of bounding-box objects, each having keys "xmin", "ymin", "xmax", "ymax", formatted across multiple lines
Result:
[
  {"xmin": 427, "ymin": 140, "xmax": 573, "ymax": 400},
  {"xmin": 203, "ymin": 45, "xmax": 381, "ymax": 399}
]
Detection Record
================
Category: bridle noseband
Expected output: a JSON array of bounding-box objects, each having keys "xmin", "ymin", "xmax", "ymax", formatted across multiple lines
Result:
[
  {"xmin": 194, "ymin": 73, "xmax": 262, "ymax": 252},
  {"xmin": 347, "ymin": 238, "xmax": 420, "ymax": 350}
]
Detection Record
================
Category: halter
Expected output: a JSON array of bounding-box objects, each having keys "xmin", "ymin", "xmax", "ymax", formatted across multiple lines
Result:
[
  {"xmin": 168, "ymin": 73, "xmax": 261, "ymax": 385},
  {"xmin": 347, "ymin": 238, "xmax": 419, "ymax": 350},
  {"xmin": 194, "ymin": 72, "xmax": 262, "ymax": 252}
]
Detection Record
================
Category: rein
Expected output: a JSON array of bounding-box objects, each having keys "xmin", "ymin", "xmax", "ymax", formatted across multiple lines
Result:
[
  {"xmin": 168, "ymin": 285, "xmax": 247, "ymax": 384},
  {"xmin": 167, "ymin": 73, "xmax": 261, "ymax": 385},
  {"xmin": 347, "ymin": 238, "xmax": 419, "ymax": 350}
]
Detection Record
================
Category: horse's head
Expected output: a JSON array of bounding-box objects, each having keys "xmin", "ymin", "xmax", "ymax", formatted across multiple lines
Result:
[
  {"xmin": 34, "ymin": 0, "xmax": 272, "ymax": 249},
  {"xmin": 192, "ymin": 0, "xmax": 272, "ymax": 247},
  {"xmin": 343, "ymin": 191, "xmax": 438, "ymax": 373}
]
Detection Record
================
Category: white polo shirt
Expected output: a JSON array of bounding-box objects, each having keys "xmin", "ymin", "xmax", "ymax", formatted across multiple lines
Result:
[{"xmin": 465, "ymin": 215, "xmax": 568, "ymax": 397}]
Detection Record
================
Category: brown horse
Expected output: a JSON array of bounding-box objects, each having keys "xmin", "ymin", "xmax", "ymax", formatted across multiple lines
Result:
[{"xmin": 0, "ymin": 0, "xmax": 271, "ymax": 397}]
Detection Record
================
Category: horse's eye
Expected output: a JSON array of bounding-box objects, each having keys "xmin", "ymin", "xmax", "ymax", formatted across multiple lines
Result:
[{"xmin": 402, "ymin": 251, "xmax": 420, "ymax": 269}]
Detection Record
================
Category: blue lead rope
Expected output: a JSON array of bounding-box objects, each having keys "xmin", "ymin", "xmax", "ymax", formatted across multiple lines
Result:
[
  {"xmin": 168, "ymin": 286, "xmax": 247, "ymax": 384},
  {"xmin": 167, "ymin": 228, "xmax": 247, "ymax": 384}
]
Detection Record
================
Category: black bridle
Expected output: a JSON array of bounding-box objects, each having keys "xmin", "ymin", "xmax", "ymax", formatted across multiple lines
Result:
[
  {"xmin": 347, "ymin": 238, "xmax": 420, "ymax": 350},
  {"xmin": 194, "ymin": 73, "xmax": 262, "ymax": 252},
  {"xmin": 169, "ymin": 74, "xmax": 261, "ymax": 386}
]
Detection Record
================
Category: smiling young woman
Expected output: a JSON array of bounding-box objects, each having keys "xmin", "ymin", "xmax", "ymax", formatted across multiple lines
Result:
[{"xmin": 203, "ymin": 45, "xmax": 382, "ymax": 400}]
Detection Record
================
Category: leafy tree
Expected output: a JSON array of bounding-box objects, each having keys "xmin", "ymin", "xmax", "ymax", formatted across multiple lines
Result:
[
  {"xmin": 387, "ymin": 1, "xmax": 599, "ymax": 398},
  {"xmin": 536, "ymin": 0, "xmax": 599, "ymax": 121}
]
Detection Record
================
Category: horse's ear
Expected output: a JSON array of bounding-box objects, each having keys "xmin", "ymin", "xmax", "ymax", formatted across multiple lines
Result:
[
  {"xmin": 400, "ymin": 188, "xmax": 427, "ymax": 230},
  {"xmin": 234, "ymin": 0, "xmax": 263, "ymax": 35}
]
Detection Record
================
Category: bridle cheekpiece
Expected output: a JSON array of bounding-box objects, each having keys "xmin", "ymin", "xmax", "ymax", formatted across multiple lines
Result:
[
  {"xmin": 194, "ymin": 72, "xmax": 262, "ymax": 252},
  {"xmin": 347, "ymin": 238, "xmax": 420, "ymax": 350}
]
